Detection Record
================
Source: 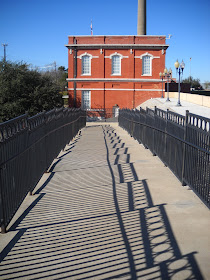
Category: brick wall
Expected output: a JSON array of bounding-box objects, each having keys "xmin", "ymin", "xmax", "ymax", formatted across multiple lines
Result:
[{"xmin": 67, "ymin": 35, "xmax": 168, "ymax": 109}]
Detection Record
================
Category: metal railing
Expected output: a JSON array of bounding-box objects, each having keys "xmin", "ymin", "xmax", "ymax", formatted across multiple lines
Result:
[
  {"xmin": 0, "ymin": 108, "xmax": 86, "ymax": 233},
  {"xmin": 86, "ymin": 108, "xmax": 119, "ymax": 122},
  {"xmin": 119, "ymin": 107, "xmax": 210, "ymax": 208}
]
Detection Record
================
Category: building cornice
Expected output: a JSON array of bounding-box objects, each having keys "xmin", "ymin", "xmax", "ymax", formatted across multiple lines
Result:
[
  {"xmin": 68, "ymin": 35, "xmax": 167, "ymax": 38},
  {"xmin": 65, "ymin": 44, "xmax": 169, "ymax": 50}
]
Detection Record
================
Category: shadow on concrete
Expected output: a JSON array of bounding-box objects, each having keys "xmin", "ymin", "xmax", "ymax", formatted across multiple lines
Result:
[{"xmin": 0, "ymin": 125, "xmax": 203, "ymax": 279}]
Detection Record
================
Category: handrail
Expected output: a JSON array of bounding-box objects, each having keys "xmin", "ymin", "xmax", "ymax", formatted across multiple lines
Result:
[
  {"xmin": 119, "ymin": 108, "xmax": 210, "ymax": 208},
  {"xmin": 121, "ymin": 116, "xmax": 210, "ymax": 155},
  {"xmin": 0, "ymin": 107, "xmax": 86, "ymax": 233}
]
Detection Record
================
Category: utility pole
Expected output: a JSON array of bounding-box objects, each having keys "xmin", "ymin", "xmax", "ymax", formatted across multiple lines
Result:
[
  {"xmin": 190, "ymin": 57, "xmax": 192, "ymax": 89},
  {"xmin": 2, "ymin": 43, "xmax": 8, "ymax": 61},
  {"xmin": 54, "ymin": 61, "xmax": 57, "ymax": 82},
  {"xmin": 53, "ymin": 61, "xmax": 57, "ymax": 72}
]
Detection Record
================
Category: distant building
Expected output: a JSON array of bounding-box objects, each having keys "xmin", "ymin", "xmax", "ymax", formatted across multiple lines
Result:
[
  {"xmin": 65, "ymin": 0, "xmax": 169, "ymax": 110},
  {"xmin": 65, "ymin": 35, "xmax": 168, "ymax": 109}
]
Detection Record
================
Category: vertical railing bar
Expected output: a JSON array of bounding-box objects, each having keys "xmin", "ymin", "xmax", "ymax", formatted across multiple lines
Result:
[{"xmin": 182, "ymin": 110, "xmax": 189, "ymax": 186}]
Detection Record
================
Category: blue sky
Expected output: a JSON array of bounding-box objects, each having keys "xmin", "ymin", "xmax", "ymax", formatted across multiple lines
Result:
[{"xmin": 1, "ymin": 0, "xmax": 210, "ymax": 82}]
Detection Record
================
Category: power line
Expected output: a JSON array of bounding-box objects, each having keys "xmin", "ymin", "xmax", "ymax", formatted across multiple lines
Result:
[{"xmin": 30, "ymin": 62, "xmax": 57, "ymax": 71}]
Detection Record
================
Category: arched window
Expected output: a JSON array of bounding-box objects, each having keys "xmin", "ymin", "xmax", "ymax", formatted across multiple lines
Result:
[
  {"xmin": 142, "ymin": 55, "xmax": 151, "ymax": 75},
  {"xmin": 82, "ymin": 55, "xmax": 91, "ymax": 75},
  {"xmin": 112, "ymin": 55, "xmax": 121, "ymax": 75}
]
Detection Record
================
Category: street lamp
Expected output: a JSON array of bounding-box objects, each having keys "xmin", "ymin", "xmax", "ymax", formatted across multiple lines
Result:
[
  {"xmin": 164, "ymin": 67, "xmax": 172, "ymax": 101},
  {"xmin": 159, "ymin": 72, "xmax": 165, "ymax": 98},
  {"xmin": 174, "ymin": 59, "xmax": 185, "ymax": 106}
]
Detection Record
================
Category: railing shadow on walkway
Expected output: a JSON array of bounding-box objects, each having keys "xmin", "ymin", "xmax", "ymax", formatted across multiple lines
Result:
[
  {"xmin": 0, "ymin": 108, "xmax": 86, "ymax": 233},
  {"xmin": 118, "ymin": 108, "xmax": 210, "ymax": 208},
  {"xmin": 0, "ymin": 125, "xmax": 204, "ymax": 279}
]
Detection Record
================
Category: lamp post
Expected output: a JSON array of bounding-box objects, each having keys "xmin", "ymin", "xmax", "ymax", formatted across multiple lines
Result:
[
  {"xmin": 174, "ymin": 59, "xmax": 185, "ymax": 106},
  {"xmin": 159, "ymin": 72, "xmax": 165, "ymax": 98},
  {"xmin": 164, "ymin": 67, "xmax": 172, "ymax": 101}
]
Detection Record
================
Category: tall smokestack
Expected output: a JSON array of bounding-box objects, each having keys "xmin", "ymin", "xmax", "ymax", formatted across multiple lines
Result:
[{"xmin": 137, "ymin": 0, "xmax": 146, "ymax": 35}]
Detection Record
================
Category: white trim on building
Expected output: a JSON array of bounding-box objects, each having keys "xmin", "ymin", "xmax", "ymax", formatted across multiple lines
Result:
[
  {"xmin": 77, "ymin": 52, "xmax": 99, "ymax": 59},
  {"xmin": 105, "ymin": 52, "xmax": 129, "ymax": 59},
  {"xmin": 135, "ymin": 52, "xmax": 160, "ymax": 59},
  {"xmin": 67, "ymin": 78, "xmax": 163, "ymax": 82},
  {"xmin": 68, "ymin": 88, "xmax": 163, "ymax": 92}
]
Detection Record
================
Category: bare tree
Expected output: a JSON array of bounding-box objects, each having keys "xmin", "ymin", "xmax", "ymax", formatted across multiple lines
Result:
[{"xmin": 203, "ymin": 81, "xmax": 210, "ymax": 90}]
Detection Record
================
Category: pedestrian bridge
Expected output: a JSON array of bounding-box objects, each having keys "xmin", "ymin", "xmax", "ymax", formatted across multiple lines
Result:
[{"xmin": 0, "ymin": 121, "xmax": 210, "ymax": 279}]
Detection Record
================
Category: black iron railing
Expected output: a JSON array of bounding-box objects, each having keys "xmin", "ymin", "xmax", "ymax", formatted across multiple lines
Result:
[
  {"xmin": 86, "ymin": 108, "xmax": 119, "ymax": 122},
  {"xmin": 0, "ymin": 108, "xmax": 86, "ymax": 233},
  {"xmin": 119, "ymin": 108, "xmax": 210, "ymax": 208}
]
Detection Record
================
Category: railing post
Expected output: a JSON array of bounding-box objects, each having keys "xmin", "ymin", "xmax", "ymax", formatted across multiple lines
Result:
[
  {"xmin": 0, "ymin": 172, "xmax": 6, "ymax": 233},
  {"xmin": 154, "ymin": 106, "xmax": 157, "ymax": 115},
  {"xmin": 1, "ymin": 223, "xmax": 6, "ymax": 234},
  {"xmin": 181, "ymin": 110, "xmax": 189, "ymax": 186},
  {"xmin": 164, "ymin": 109, "xmax": 169, "ymax": 167},
  {"xmin": 0, "ymin": 156, "xmax": 7, "ymax": 233},
  {"xmin": 44, "ymin": 111, "xmax": 49, "ymax": 173},
  {"xmin": 138, "ymin": 109, "xmax": 141, "ymax": 144},
  {"xmin": 131, "ymin": 109, "xmax": 134, "ymax": 137},
  {"xmin": 153, "ymin": 107, "xmax": 157, "ymax": 156}
]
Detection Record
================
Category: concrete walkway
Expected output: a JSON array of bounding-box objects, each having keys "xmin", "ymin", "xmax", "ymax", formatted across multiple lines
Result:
[
  {"xmin": 137, "ymin": 98, "xmax": 210, "ymax": 119},
  {"xmin": 0, "ymin": 124, "xmax": 210, "ymax": 279}
]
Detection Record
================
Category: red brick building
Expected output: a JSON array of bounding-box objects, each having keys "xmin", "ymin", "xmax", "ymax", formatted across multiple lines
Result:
[{"xmin": 66, "ymin": 35, "xmax": 169, "ymax": 110}]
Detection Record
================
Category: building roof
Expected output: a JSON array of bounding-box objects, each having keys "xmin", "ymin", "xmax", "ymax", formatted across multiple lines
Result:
[{"xmin": 65, "ymin": 35, "xmax": 169, "ymax": 50}]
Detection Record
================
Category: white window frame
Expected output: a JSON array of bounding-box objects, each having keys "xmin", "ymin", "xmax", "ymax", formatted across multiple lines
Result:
[
  {"xmin": 111, "ymin": 54, "xmax": 121, "ymax": 76},
  {"xmin": 138, "ymin": 52, "xmax": 158, "ymax": 77},
  {"xmin": 142, "ymin": 55, "xmax": 152, "ymax": 76},
  {"xmin": 78, "ymin": 52, "xmax": 99, "ymax": 76},
  {"xmin": 82, "ymin": 90, "xmax": 91, "ymax": 109},
  {"xmin": 81, "ymin": 55, "xmax": 91, "ymax": 75}
]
